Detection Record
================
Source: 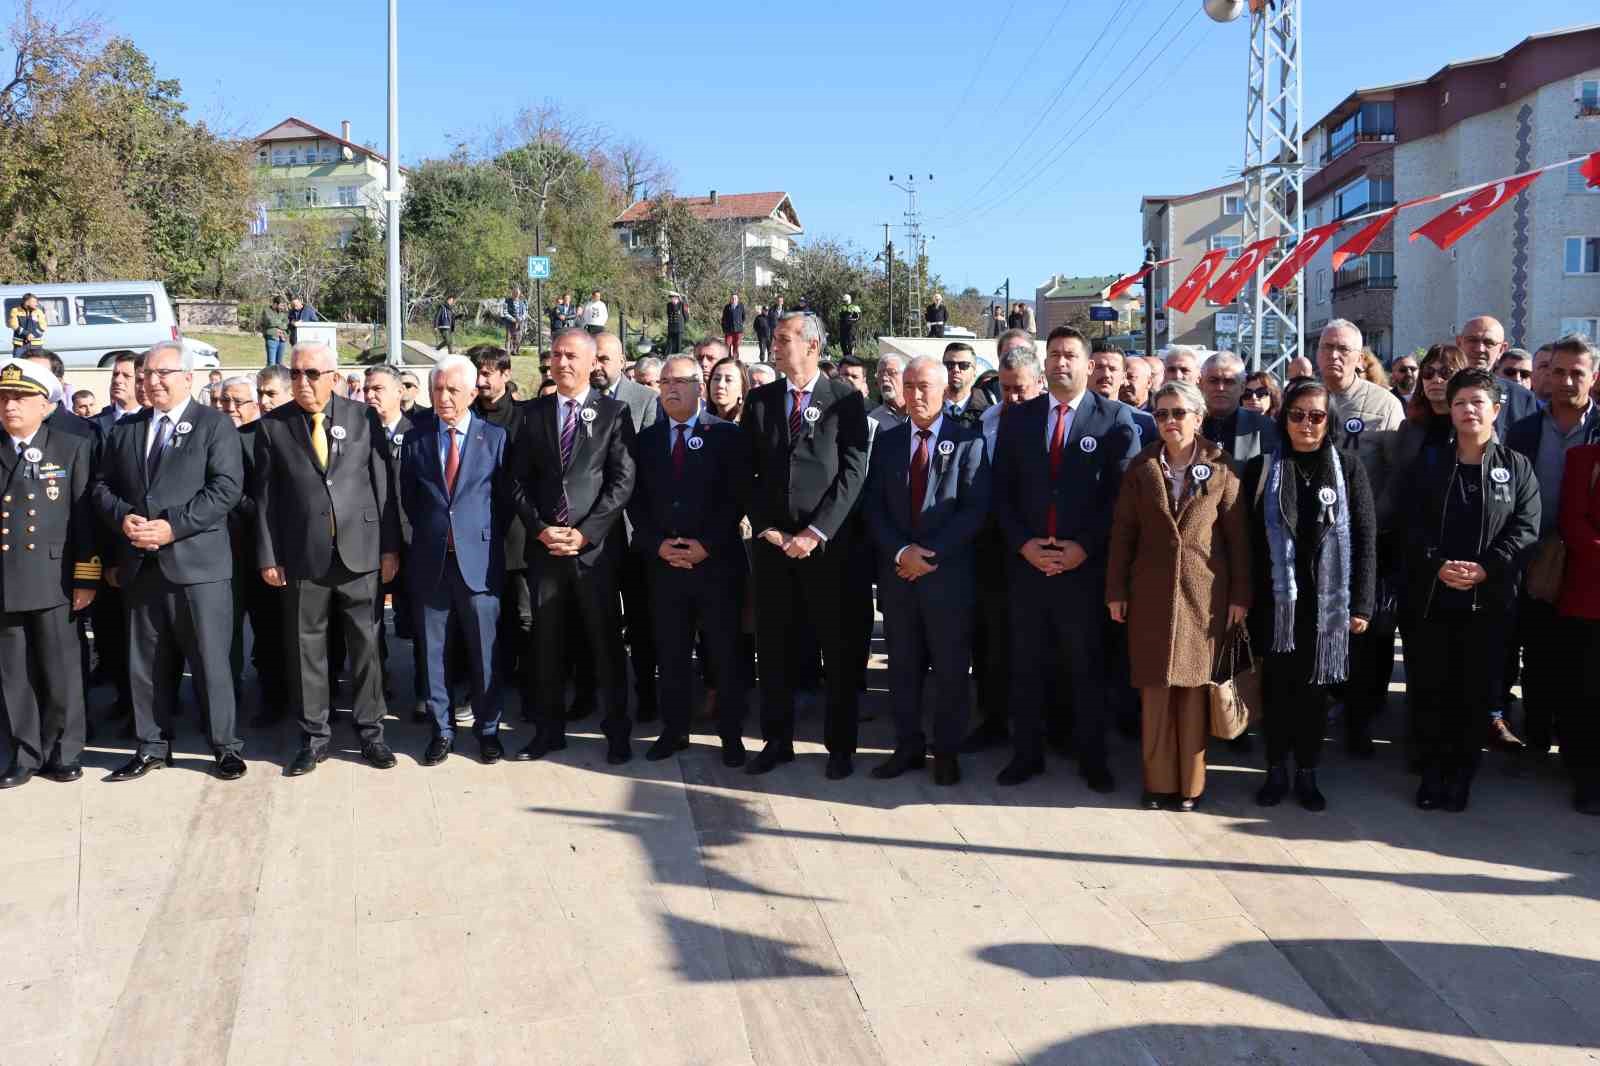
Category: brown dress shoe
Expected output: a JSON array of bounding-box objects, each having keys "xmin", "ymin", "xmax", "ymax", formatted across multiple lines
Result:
[{"xmin": 1489, "ymin": 717, "xmax": 1524, "ymax": 751}]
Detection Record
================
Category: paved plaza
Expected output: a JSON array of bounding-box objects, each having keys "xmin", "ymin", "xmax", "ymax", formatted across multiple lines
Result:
[{"xmin": 5, "ymin": 642, "xmax": 1600, "ymax": 1066}]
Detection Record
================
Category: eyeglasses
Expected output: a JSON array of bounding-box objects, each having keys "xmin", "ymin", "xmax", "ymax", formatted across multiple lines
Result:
[
  {"xmin": 1242, "ymin": 387, "xmax": 1272, "ymax": 401},
  {"xmin": 944, "ymin": 361, "xmax": 973, "ymax": 371},
  {"xmin": 1152, "ymin": 408, "xmax": 1192, "ymax": 422},
  {"xmin": 1287, "ymin": 409, "xmax": 1328, "ymax": 425},
  {"xmin": 1499, "ymin": 368, "xmax": 1532, "ymax": 381},
  {"xmin": 288, "ymin": 368, "xmax": 329, "ymax": 382},
  {"xmin": 142, "ymin": 368, "xmax": 186, "ymax": 381},
  {"xmin": 217, "ymin": 397, "xmax": 256, "ymax": 410},
  {"xmin": 1420, "ymin": 365, "xmax": 1455, "ymax": 382},
  {"xmin": 660, "ymin": 376, "xmax": 700, "ymax": 386}
]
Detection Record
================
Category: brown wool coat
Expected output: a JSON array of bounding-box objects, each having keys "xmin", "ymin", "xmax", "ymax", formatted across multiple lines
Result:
[{"xmin": 1105, "ymin": 439, "xmax": 1253, "ymax": 689}]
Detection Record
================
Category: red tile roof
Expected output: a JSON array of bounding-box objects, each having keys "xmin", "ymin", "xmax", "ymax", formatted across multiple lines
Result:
[
  {"xmin": 254, "ymin": 117, "xmax": 391, "ymax": 166},
  {"xmin": 613, "ymin": 191, "xmax": 800, "ymax": 229}
]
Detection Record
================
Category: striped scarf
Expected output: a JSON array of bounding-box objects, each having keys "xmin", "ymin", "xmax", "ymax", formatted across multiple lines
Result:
[{"xmin": 1263, "ymin": 445, "xmax": 1352, "ymax": 683}]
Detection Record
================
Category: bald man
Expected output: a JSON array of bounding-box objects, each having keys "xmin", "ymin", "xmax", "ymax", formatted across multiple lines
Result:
[{"xmin": 1457, "ymin": 315, "xmax": 1539, "ymax": 436}]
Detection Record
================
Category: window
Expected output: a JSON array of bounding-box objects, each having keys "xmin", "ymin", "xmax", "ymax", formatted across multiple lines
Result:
[
  {"xmin": 256, "ymin": 148, "xmax": 268, "ymax": 163},
  {"xmin": 1314, "ymin": 269, "xmax": 1328, "ymax": 304},
  {"xmin": 1566, "ymin": 236, "xmax": 1600, "ymax": 274},
  {"xmin": 1334, "ymin": 252, "xmax": 1394, "ymax": 292},
  {"xmin": 1570, "ymin": 165, "xmax": 1600, "ymax": 194},
  {"xmin": 1223, "ymin": 195, "xmax": 1243, "ymax": 215},
  {"xmin": 274, "ymin": 190, "xmax": 290, "ymax": 209},
  {"xmin": 336, "ymin": 185, "xmax": 360, "ymax": 207},
  {"xmin": 2, "ymin": 296, "xmax": 68, "ymax": 327},
  {"xmin": 1327, "ymin": 101, "xmax": 1396, "ymax": 159},
  {"xmin": 1334, "ymin": 176, "xmax": 1394, "ymax": 220},
  {"xmin": 303, "ymin": 186, "xmax": 320, "ymax": 207},
  {"xmin": 1560, "ymin": 317, "xmax": 1598, "ymax": 342},
  {"xmin": 1580, "ymin": 79, "xmax": 1600, "ymax": 115},
  {"xmin": 271, "ymin": 148, "xmax": 290, "ymax": 166},
  {"xmin": 320, "ymin": 145, "xmax": 339, "ymax": 162},
  {"xmin": 73, "ymin": 294, "xmax": 156, "ymax": 326},
  {"xmin": 1210, "ymin": 234, "xmax": 1243, "ymax": 259}
]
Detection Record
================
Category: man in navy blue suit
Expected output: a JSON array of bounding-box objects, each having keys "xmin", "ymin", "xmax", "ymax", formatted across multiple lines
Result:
[
  {"xmin": 991, "ymin": 325, "xmax": 1140, "ymax": 789},
  {"xmin": 627, "ymin": 354, "xmax": 750, "ymax": 765},
  {"xmin": 862, "ymin": 357, "xmax": 990, "ymax": 785},
  {"xmin": 397, "ymin": 355, "xmax": 510, "ymax": 765}
]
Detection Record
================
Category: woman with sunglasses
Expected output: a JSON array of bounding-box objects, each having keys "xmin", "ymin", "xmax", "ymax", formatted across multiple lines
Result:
[
  {"xmin": 1396, "ymin": 368, "xmax": 1538, "ymax": 811},
  {"xmin": 1107, "ymin": 380, "xmax": 1251, "ymax": 812},
  {"xmin": 1240, "ymin": 372, "xmax": 1280, "ymax": 419},
  {"xmin": 1242, "ymin": 376, "xmax": 1376, "ymax": 811}
]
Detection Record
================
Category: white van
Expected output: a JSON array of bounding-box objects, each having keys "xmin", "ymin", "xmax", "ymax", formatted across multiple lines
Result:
[{"xmin": 0, "ymin": 280, "xmax": 219, "ymax": 369}]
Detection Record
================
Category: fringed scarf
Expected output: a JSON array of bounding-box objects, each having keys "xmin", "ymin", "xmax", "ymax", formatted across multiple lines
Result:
[{"xmin": 1262, "ymin": 444, "xmax": 1352, "ymax": 683}]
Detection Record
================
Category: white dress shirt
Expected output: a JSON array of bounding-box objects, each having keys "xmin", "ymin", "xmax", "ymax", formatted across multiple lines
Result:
[
  {"xmin": 894, "ymin": 414, "xmax": 945, "ymax": 564},
  {"xmin": 436, "ymin": 408, "xmax": 472, "ymax": 471},
  {"xmin": 779, "ymin": 371, "xmax": 827, "ymax": 543},
  {"xmin": 1046, "ymin": 392, "xmax": 1081, "ymax": 452},
  {"xmin": 981, "ymin": 403, "xmax": 1003, "ymax": 460},
  {"xmin": 145, "ymin": 397, "xmax": 192, "ymax": 461}
]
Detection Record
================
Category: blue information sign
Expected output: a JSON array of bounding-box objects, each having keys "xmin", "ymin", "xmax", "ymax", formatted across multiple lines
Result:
[{"xmin": 526, "ymin": 256, "xmax": 551, "ymax": 280}]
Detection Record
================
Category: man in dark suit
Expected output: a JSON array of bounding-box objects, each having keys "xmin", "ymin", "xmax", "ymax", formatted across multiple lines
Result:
[
  {"xmin": 18, "ymin": 349, "xmax": 99, "ymax": 444},
  {"xmin": 627, "ymin": 354, "xmax": 749, "ymax": 765},
  {"xmin": 398, "ymin": 355, "xmax": 510, "ymax": 765},
  {"xmin": 90, "ymin": 341, "xmax": 246, "ymax": 781},
  {"xmin": 0, "ymin": 360, "xmax": 100, "ymax": 788},
  {"xmin": 593, "ymin": 331, "xmax": 661, "ymax": 722},
  {"xmin": 1089, "ymin": 340, "xmax": 1157, "ymax": 449},
  {"xmin": 862, "ymin": 356, "xmax": 990, "ymax": 786},
  {"xmin": 942, "ymin": 342, "xmax": 992, "ymax": 422},
  {"xmin": 742, "ymin": 311, "xmax": 870, "ymax": 779},
  {"xmin": 510, "ymin": 327, "xmax": 637, "ymax": 763},
  {"xmin": 253, "ymin": 341, "xmax": 400, "ymax": 776},
  {"xmin": 1199, "ymin": 350, "xmax": 1279, "ymax": 463},
  {"xmin": 363, "ymin": 364, "xmax": 426, "ymax": 722},
  {"xmin": 991, "ymin": 325, "xmax": 1139, "ymax": 788},
  {"xmin": 88, "ymin": 350, "xmax": 141, "ymax": 728}
]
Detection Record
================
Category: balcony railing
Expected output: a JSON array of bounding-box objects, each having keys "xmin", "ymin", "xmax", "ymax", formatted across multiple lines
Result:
[{"xmin": 1332, "ymin": 274, "xmax": 1397, "ymax": 298}]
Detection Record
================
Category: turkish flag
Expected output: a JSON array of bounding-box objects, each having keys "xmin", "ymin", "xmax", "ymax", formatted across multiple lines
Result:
[
  {"xmin": 1166, "ymin": 250, "xmax": 1228, "ymax": 314},
  {"xmin": 1410, "ymin": 172, "xmax": 1541, "ymax": 251},
  {"xmin": 1105, "ymin": 258, "xmax": 1179, "ymax": 300},
  {"xmin": 1263, "ymin": 223, "xmax": 1343, "ymax": 292},
  {"xmin": 1330, "ymin": 207, "xmax": 1398, "ymax": 271},
  {"xmin": 1203, "ymin": 238, "xmax": 1281, "ymax": 305},
  {"xmin": 1582, "ymin": 152, "xmax": 1600, "ymax": 190}
]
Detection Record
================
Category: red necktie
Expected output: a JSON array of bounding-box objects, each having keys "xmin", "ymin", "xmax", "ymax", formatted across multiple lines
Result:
[
  {"xmin": 789, "ymin": 389, "xmax": 809, "ymax": 439},
  {"xmin": 444, "ymin": 427, "xmax": 460, "ymax": 547},
  {"xmin": 908, "ymin": 429, "xmax": 931, "ymax": 532},
  {"xmin": 1046, "ymin": 402, "xmax": 1068, "ymax": 538},
  {"xmin": 672, "ymin": 424, "xmax": 687, "ymax": 479}
]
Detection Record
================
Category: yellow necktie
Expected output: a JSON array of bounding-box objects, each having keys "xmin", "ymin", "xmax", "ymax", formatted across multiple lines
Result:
[{"xmin": 311, "ymin": 411, "xmax": 329, "ymax": 468}]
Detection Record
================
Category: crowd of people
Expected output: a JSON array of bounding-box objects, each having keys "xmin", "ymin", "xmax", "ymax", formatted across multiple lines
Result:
[{"xmin": 1, "ymin": 312, "xmax": 1597, "ymax": 818}]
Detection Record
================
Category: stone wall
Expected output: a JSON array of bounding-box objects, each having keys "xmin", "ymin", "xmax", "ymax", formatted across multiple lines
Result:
[{"xmin": 174, "ymin": 299, "xmax": 240, "ymax": 332}]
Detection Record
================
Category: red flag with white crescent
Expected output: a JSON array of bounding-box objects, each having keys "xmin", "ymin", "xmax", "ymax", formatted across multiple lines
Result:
[
  {"xmin": 1263, "ymin": 223, "xmax": 1343, "ymax": 292},
  {"xmin": 1104, "ymin": 258, "xmax": 1178, "ymax": 300},
  {"xmin": 1330, "ymin": 207, "xmax": 1398, "ymax": 272},
  {"xmin": 1165, "ymin": 251, "xmax": 1227, "ymax": 314},
  {"xmin": 1409, "ymin": 172, "xmax": 1541, "ymax": 251},
  {"xmin": 1581, "ymin": 152, "xmax": 1600, "ymax": 189},
  {"xmin": 1203, "ymin": 238, "xmax": 1280, "ymax": 306}
]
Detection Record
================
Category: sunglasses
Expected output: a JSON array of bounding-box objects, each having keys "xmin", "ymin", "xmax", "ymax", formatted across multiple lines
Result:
[
  {"xmin": 288, "ymin": 368, "xmax": 330, "ymax": 382},
  {"xmin": 1420, "ymin": 365, "xmax": 1454, "ymax": 382},
  {"xmin": 1152, "ymin": 408, "xmax": 1192, "ymax": 423},
  {"xmin": 1499, "ymin": 368, "xmax": 1532, "ymax": 381},
  {"xmin": 1287, "ymin": 409, "xmax": 1328, "ymax": 425},
  {"xmin": 1242, "ymin": 387, "xmax": 1272, "ymax": 401},
  {"xmin": 944, "ymin": 361, "xmax": 973, "ymax": 371}
]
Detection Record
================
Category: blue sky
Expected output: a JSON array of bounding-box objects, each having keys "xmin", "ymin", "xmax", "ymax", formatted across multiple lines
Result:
[{"xmin": 120, "ymin": 1, "xmax": 1590, "ymax": 298}]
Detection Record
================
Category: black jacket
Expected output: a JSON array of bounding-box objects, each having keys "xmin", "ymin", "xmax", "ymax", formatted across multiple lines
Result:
[
  {"xmin": 741, "ymin": 374, "xmax": 869, "ymax": 543},
  {"xmin": 473, "ymin": 391, "xmax": 531, "ymax": 567},
  {"xmin": 1, "ymin": 424, "xmax": 100, "ymax": 611},
  {"xmin": 434, "ymin": 303, "xmax": 455, "ymax": 330},
  {"xmin": 721, "ymin": 302, "xmax": 746, "ymax": 333},
  {"xmin": 665, "ymin": 300, "xmax": 689, "ymax": 331},
  {"xmin": 924, "ymin": 302, "xmax": 948, "ymax": 326},
  {"xmin": 627, "ymin": 414, "xmax": 748, "ymax": 574},
  {"xmin": 509, "ymin": 391, "xmax": 636, "ymax": 566},
  {"xmin": 91, "ymin": 402, "xmax": 242, "ymax": 585},
  {"xmin": 251, "ymin": 394, "xmax": 401, "ymax": 579},
  {"xmin": 1395, "ymin": 438, "xmax": 1539, "ymax": 618}
]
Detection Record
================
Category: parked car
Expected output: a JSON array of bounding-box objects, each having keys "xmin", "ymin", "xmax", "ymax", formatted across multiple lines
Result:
[{"xmin": 0, "ymin": 280, "xmax": 218, "ymax": 369}]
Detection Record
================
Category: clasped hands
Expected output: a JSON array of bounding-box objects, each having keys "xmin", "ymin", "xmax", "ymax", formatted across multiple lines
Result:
[
  {"xmin": 658, "ymin": 538, "xmax": 709, "ymax": 569},
  {"xmin": 121, "ymin": 513, "xmax": 174, "ymax": 552},
  {"xmin": 895, "ymin": 545, "xmax": 938, "ymax": 582},
  {"xmin": 1020, "ymin": 537, "xmax": 1087, "ymax": 576},
  {"xmin": 539, "ymin": 526, "xmax": 588, "ymax": 558},
  {"xmin": 1436, "ymin": 559, "xmax": 1487, "ymax": 592},
  {"xmin": 760, "ymin": 527, "xmax": 821, "ymax": 559}
]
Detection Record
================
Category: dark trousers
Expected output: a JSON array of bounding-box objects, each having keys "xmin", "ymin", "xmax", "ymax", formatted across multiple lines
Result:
[
  {"xmin": 879, "ymin": 570, "xmax": 975, "ymax": 756},
  {"xmin": 91, "ymin": 586, "xmax": 132, "ymax": 715},
  {"xmin": 1567, "ymin": 619, "xmax": 1600, "ymax": 779},
  {"xmin": 756, "ymin": 334, "xmax": 771, "ymax": 361},
  {"xmin": 1262, "ymin": 651, "xmax": 1331, "ymax": 768},
  {"xmin": 437, "ymin": 328, "xmax": 453, "ymax": 353},
  {"xmin": 972, "ymin": 547, "xmax": 1010, "ymax": 727},
  {"xmin": 840, "ymin": 330, "xmax": 856, "ymax": 358},
  {"xmin": 286, "ymin": 563, "xmax": 385, "ymax": 749},
  {"xmin": 666, "ymin": 327, "xmax": 683, "ymax": 355},
  {"xmin": 0, "ymin": 604, "xmax": 86, "ymax": 770},
  {"xmin": 532, "ymin": 553, "xmax": 627, "ymax": 743},
  {"xmin": 649, "ymin": 563, "xmax": 742, "ymax": 742},
  {"xmin": 126, "ymin": 568, "xmax": 240, "ymax": 759},
  {"xmin": 1516, "ymin": 594, "xmax": 1563, "ymax": 753},
  {"xmin": 1342, "ymin": 612, "xmax": 1397, "ymax": 741},
  {"xmin": 233, "ymin": 572, "xmax": 287, "ymax": 710},
  {"xmin": 1007, "ymin": 562, "xmax": 1109, "ymax": 767},
  {"xmin": 1408, "ymin": 610, "xmax": 1504, "ymax": 779},
  {"xmin": 384, "ymin": 578, "xmax": 427, "ymax": 704},
  {"xmin": 619, "ymin": 548, "xmax": 657, "ymax": 716},
  {"xmin": 751, "ymin": 538, "xmax": 859, "ymax": 754},
  {"xmin": 500, "ymin": 568, "xmax": 532, "ymax": 692},
  {"xmin": 844, "ymin": 530, "xmax": 875, "ymax": 692},
  {"xmin": 417, "ymin": 559, "xmax": 502, "ymax": 742}
]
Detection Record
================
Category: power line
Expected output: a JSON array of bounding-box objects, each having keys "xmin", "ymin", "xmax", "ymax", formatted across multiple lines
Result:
[{"xmin": 932, "ymin": 0, "xmax": 1020, "ymax": 143}]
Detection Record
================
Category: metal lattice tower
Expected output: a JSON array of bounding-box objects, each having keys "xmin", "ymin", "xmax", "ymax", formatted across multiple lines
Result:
[
  {"xmin": 890, "ymin": 176, "xmax": 930, "ymax": 334},
  {"xmin": 1237, "ymin": 0, "xmax": 1304, "ymax": 372}
]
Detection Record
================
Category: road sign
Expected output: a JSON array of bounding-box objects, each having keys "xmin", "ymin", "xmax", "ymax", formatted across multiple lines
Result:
[
  {"xmin": 1088, "ymin": 305, "xmax": 1118, "ymax": 322},
  {"xmin": 526, "ymin": 256, "xmax": 551, "ymax": 280}
]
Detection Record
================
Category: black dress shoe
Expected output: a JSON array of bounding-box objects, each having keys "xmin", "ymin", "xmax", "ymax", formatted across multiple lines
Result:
[
  {"xmin": 1294, "ymin": 769, "xmax": 1326, "ymax": 812},
  {"xmin": 410, "ymin": 702, "xmax": 431, "ymax": 724},
  {"xmin": 0, "ymin": 764, "xmax": 34, "ymax": 789},
  {"xmin": 513, "ymin": 734, "xmax": 567, "ymax": 761},
  {"xmin": 41, "ymin": 762, "xmax": 82, "ymax": 783},
  {"xmin": 1082, "ymin": 763, "xmax": 1117, "ymax": 794},
  {"xmin": 745, "ymin": 744, "xmax": 795, "ymax": 775},
  {"xmin": 1139, "ymin": 791, "xmax": 1166, "ymax": 810},
  {"xmin": 870, "ymin": 746, "xmax": 926, "ymax": 780},
  {"xmin": 959, "ymin": 718, "xmax": 1009, "ymax": 755},
  {"xmin": 479, "ymin": 736, "xmax": 504, "ymax": 764},
  {"xmin": 362, "ymin": 743, "xmax": 398, "ymax": 770},
  {"xmin": 825, "ymin": 753, "xmax": 853, "ymax": 780},
  {"xmin": 1443, "ymin": 776, "xmax": 1472, "ymax": 813},
  {"xmin": 606, "ymin": 738, "xmax": 633, "ymax": 765},
  {"xmin": 1227, "ymin": 733, "xmax": 1255, "ymax": 754},
  {"xmin": 996, "ymin": 755, "xmax": 1044, "ymax": 787},
  {"xmin": 108, "ymin": 753, "xmax": 165, "ymax": 782},
  {"xmin": 215, "ymin": 753, "xmax": 248, "ymax": 780},
  {"xmin": 286, "ymin": 746, "xmax": 329, "ymax": 777},
  {"xmin": 721, "ymin": 737, "xmax": 747, "ymax": 768},
  {"xmin": 422, "ymin": 736, "xmax": 452, "ymax": 766},
  {"xmin": 1257, "ymin": 764, "xmax": 1290, "ymax": 806},
  {"xmin": 932, "ymin": 754, "xmax": 960, "ymax": 787},
  {"xmin": 646, "ymin": 734, "xmax": 689, "ymax": 761},
  {"xmin": 1178, "ymin": 794, "xmax": 1203, "ymax": 812}
]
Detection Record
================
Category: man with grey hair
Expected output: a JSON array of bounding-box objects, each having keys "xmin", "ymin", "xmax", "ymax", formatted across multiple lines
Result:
[
  {"xmin": 1199, "ymin": 349, "xmax": 1279, "ymax": 463},
  {"xmin": 869, "ymin": 353, "xmax": 908, "ymax": 435},
  {"xmin": 1163, "ymin": 346, "xmax": 1200, "ymax": 384},
  {"xmin": 632, "ymin": 355, "xmax": 663, "ymax": 392},
  {"xmin": 253, "ymin": 341, "xmax": 401, "ymax": 775},
  {"xmin": 748, "ymin": 362, "xmax": 777, "ymax": 388},
  {"xmin": 93, "ymin": 339, "xmax": 247, "ymax": 781}
]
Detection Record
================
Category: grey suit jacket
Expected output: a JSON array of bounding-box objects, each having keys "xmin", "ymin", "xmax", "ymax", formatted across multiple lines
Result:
[{"xmin": 608, "ymin": 378, "xmax": 660, "ymax": 436}]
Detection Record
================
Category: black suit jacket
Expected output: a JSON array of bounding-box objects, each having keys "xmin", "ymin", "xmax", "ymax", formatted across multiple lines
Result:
[
  {"xmin": 992, "ymin": 389, "xmax": 1140, "ymax": 563},
  {"xmin": 0, "ymin": 424, "xmax": 100, "ymax": 611},
  {"xmin": 862, "ymin": 418, "xmax": 991, "ymax": 574},
  {"xmin": 627, "ymin": 414, "xmax": 748, "ymax": 575},
  {"xmin": 90, "ymin": 402, "xmax": 242, "ymax": 585},
  {"xmin": 741, "ymin": 374, "xmax": 869, "ymax": 542},
  {"xmin": 251, "ymin": 394, "xmax": 400, "ymax": 579},
  {"xmin": 472, "ymin": 394, "xmax": 530, "ymax": 567},
  {"xmin": 44, "ymin": 405, "xmax": 100, "ymax": 443},
  {"xmin": 510, "ymin": 391, "xmax": 636, "ymax": 566}
]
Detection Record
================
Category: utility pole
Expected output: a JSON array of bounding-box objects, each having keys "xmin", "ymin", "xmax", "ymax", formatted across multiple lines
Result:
[
  {"xmin": 533, "ymin": 221, "xmax": 542, "ymax": 357},
  {"xmin": 889, "ymin": 174, "xmax": 931, "ymax": 335},
  {"xmin": 1142, "ymin": 244, "xmax": 1156, "ymax": 362},
  {"xmin": 881, "ymin": 222, "xmax": 894, "ymax": 336},
  {"xmin": 384, "ymin": 0, "xmax": 402, "ymax": 365}
]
